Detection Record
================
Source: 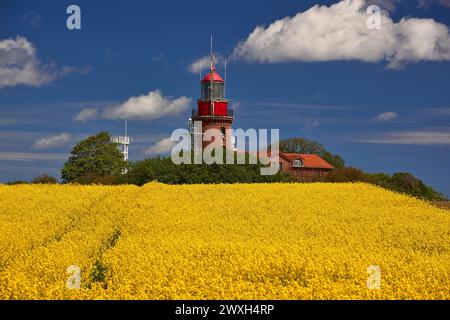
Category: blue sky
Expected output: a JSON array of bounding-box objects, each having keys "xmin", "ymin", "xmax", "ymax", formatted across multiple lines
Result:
[{"xmin": 1, "ymin": 0, "xmax": 450, "ymax": 196}]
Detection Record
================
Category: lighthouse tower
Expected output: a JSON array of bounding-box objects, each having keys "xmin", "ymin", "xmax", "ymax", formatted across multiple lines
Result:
[{"xmin": 190, "ymin": 50, "xmax": 234, "ymax": 149}]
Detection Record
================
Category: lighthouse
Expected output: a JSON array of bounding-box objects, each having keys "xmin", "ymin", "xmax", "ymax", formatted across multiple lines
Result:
[{"xmin": 190, "ymin": 49, "xmax": 234, "ymax": 149}]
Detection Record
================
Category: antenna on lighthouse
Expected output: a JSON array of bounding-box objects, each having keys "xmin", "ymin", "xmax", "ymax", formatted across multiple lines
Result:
[
  {"xmin": 210, "ymin": 34, "xmax": 213, "ymax": 69},
  {"xmin": 209, "ymin": 34, "xmax": 215, "ymax": 115},
  {"xmin": 224, "ymin": 59, "xmax": 227, "ymax": 98}
]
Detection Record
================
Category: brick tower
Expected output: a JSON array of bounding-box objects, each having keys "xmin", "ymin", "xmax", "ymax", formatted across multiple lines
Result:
[{"xmin": 190, "ymin": 51, "xmax": 234, "ymax": 149}]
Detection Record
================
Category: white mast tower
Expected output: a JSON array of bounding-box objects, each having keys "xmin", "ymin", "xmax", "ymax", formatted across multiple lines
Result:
[{"xmin": 111, "ymin": 120, "xmax": 130, "ymax": 162}]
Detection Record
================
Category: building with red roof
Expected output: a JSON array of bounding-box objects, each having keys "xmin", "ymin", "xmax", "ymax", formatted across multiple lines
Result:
[{"xmin": 277, "ymin": 152, "xmax": 333, "ymax": 180}]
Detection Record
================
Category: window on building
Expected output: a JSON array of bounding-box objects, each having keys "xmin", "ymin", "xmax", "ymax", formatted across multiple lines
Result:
[
  {"xmin": 220, "ymin": 127, "xmax": 226, "ymax": 136},
  {"xmin": 293, "ymin": 159, "xmax": 303, "ymax": 168},
  {"xmin": 213, "ymin": 83, "xmax": 224, "ymax": 99},
  {"xmin": 201, "ymin": 84, "xmax": 209, "ymax": 100}
]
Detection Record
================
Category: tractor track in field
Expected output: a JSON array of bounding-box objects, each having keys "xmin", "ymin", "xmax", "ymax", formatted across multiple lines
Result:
[
  {"xmin": 86, "ymin": 228, "xmax": 122, "ymax": 290},
  {"xmin": 0, "ymin": 192, "xmax": 112, "ymax": 272}
]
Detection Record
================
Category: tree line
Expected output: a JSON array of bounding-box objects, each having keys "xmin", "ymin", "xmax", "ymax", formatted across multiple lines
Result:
[{"xmin": 6, "ymin": 132, "xmax": 446, "ymax": 202}]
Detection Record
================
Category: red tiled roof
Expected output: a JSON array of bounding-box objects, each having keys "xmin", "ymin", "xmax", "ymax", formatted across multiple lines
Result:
[
  {"xmin": 280, "ymin": 152, "xmax": 334, "ymax": 169},
  {"xmin": 234, "ymin": 151, "xmax": 334, "ymax": 170}
]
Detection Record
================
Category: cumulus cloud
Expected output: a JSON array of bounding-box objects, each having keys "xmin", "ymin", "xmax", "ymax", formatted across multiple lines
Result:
[
  {"xmin": 373, "ymin": 111, "xmax": 398, "ymax": 121},
  {"xmin": 354, "ymin": 130, "xmax": 450, "ymax": 145},
  {"xmin": 188, "ymin": 54, "xmax": 224, "ymax": 74},
  {"xmin": 232, "ymin": 0, "xmax": 450, "ymax": 69},
  {"xmin": 74, "ymin": 108, "xmax": 98, "ymax": 122},
  {"xmin": 144, "ymin": 137, "xmax": 176, "ymax": 155},
  {"xmin": 32, "ymin": 133, "xmax": 72, "ymax": 150},
  {"xmin": 0, "ymin": 36, "xmax": 88, "ymax": 89},
  {"xmin": 188, "ymin": 55, "xmax": 211, "ymax": 74},
  {"xmin": 102, "ymin": 90, "xmax": 192, "ymax": 120}
]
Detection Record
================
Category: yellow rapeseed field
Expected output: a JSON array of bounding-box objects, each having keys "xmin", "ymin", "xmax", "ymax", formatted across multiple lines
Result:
[{"xmin": 0, "ymin": 182, "xmax": 449, "ymax": 300}]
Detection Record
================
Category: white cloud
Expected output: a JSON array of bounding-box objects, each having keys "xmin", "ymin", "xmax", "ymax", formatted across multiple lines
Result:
[
  {"xmin": 232, "ymin": 0, "xmax": 450, "ymax": 69},
  {"xmin": 189, "ymin": 55, "xmax": 211, "ymax": 74},
  {"xmin": 32, "ymin": 133, "xmax": 72, "ymax": 150},
  {"xmin": 373, "ymin": 111, "xmax": 398, "ymax": 121},
  {"xmin": 354, "ymin": 131, "xmax": 450, "ymax": 145},
  {"xmin": 0, "ymin": 36, "xmax": 88, "ymax": 89},
  {"xmin": 0, "ymin": 152, "xmax": 68, "ymax": 161},
  {"xmin": 102, "ymin": 90, "xmax": 192, "ymax": 120},
  {"xmin": 74, "ymin": 108, "xmax": 98, "ymax": 122},
  {"xmin": 144, "ymin": 137, "xmax": 176, "ymax": 155},
  {"xmin": 188, "ymin": 54, "xmax": 224, "ymax": 74}
]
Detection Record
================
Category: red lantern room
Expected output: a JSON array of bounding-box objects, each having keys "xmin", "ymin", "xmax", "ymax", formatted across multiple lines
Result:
[
  {"xmin": 197, "ymin": 66, "xmax": 228, "ymax": 117},
  {"xmin": 191, "ymin": 51, "xmax": 234, "ymax": 149}
]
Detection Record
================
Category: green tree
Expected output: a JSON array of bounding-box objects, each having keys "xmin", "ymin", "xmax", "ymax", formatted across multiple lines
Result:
[
  {"xmin": 324, "ymin": 168, "xmax": 447, "ymax": 201},
  {"xmin": 387, "ymin": 172, "xmax": 446, "ymax": 201},
  {"xmin": 61, "ymin": 132, "xmax": 126, "ymax": 183},
  {"xmin": 279, "ymin": 137, "xmax": 345, "ymax": 168}
]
